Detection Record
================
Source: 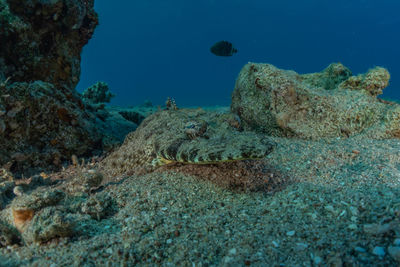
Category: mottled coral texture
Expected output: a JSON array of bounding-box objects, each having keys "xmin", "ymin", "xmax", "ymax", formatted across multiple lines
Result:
[
  {"xmin": 0, "ymin": 1, "xmax": 137, "ymax": 176},
  {"xmin": 0, "ymin": 0, "xmax": 98, "ymax": 90},
  {"xmin": 231, "ymin": 62, "xmax": 397, "ymax": 139}
]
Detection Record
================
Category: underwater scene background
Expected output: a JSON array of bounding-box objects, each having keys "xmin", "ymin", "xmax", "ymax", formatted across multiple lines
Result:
[
  {"xmin": 78, "ymin": 0, "xmax": 400, "ymax": 107},
  {"xmin": 3, "ymin": 0, "xmax": 400, "ymax": 265}
]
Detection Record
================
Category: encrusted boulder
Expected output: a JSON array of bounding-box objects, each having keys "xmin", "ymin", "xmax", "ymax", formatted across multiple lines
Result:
[
  {"xmin": 21, "ymin": 207, "xmax": 77, "ymax": 244},
  {"xmin": 0, "ymin": 0, "xmax": 98, "ymax": 90},
  {"xmin": 0, "ymin": 0, "xmax": 136, "ymax": 175},
  {"xmin": 0, "ymin": 80, "xmax": 139, "ymax": 175},
  {"xmin": 0, "ymin": 1, "xmax": 153, "ymax": 176},
  {"xmin": 231, "ymin": 62, "xmax": 398, "ymax": 139},
  {"xmin": 0, "ymin": 81, "xmax": 104, "ymax": 175}
]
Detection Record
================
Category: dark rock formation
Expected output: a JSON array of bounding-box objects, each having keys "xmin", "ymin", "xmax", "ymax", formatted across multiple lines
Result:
[
  {"xmin": 0, "ymin": 81, "xmax": 103, "ymax": 175},
  {"xmin": 0, "ymin": 81, "xmax": 139, "ymax": 176},
  {"xmin": 231, "ymin": 62, "xmax": 398, "ymax": 139},
  {"xmin": 0, "ymin": 1, "xmax": 141, "ymax": 176},
  {"xmin": 0, "ymin": 0, "xmax": 98, "ymax": 90},
  {"xmin": 82, "ymin": 81, "xmax": 115, "ymax": 104}
]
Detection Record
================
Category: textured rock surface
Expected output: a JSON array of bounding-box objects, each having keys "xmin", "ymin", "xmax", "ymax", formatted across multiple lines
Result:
[
  {"xmin": 231, "ymin": 62, "xmax": 397, "ymax": 139},
  {"xmin": 103, "ymin": 109, "xmax": 275, "ymax": 176},
  {"xmin": 21, "ymin": 207, "xmax": 77, "ymax": 244},
  {"xmin": 0, "ymin": 220, "xmax": 20, "ymax": 246},
  {"xmin": 0, "ymin": 0, "xmax": 98, "ymax": 90},
  {"xmin": 0, "ymin": 166, "xmax": 118, "ymax": 245},
  {"xmin": 11, "ymin": 188, "xmax": 65, "ymax": 232},
  {"xmin": 0, "ymin": 1, "xmax": 140, "ymax": 176},
  {"xmin": 0, "ymin": 80, "xmax": 138, "ymax": 176},
  {"xmin": 0, "ymin": 136, "xmax": 399, "ymax": 265},
  {"xmin": 81, "ymin": 81, "xmax": 115, "ymax": 104},
  {"xmin": 0, "ymin": 81, "xmax": 102, "ymax": 175}
]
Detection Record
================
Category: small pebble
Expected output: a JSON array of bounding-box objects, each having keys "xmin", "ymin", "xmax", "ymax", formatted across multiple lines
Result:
[
  {"xmin": 13, "ymin": 186, "xmax": 24, "ymax": 196},
  {"xmin": 229, "ymin": 248, "xmax": 237, "ymax": 255},
  {"xmin": 313, "ymin": 256, "xmax": 322, "ymax": 265},
  {"xmin": 223, "ymin": 256, "xmax": 234, "ymax": 264},
  {"xmin": 325, "ymin": 205, "xmax": 334, "ymax": 212},
  {"xmin": 286, "ymin": 230, "xmax": 295, "ymax": 236},
  {"xmin": 388, "ymin": 246, "xmax": 400, "ymax": 262},
  {"xmin": 272, "ymin": 241, "xmax": 279, "ymax": 248},
  {"xmin": 349, "ymin": 206, "xmax": 359, "ymax": 216},
  {"xmin": 166, "ymin": 239, "xmax": 172, "ymax": 244},
  {"xmin": 348, "ymin": 224, "xmax": 358, "ymax": 230},
  {"xmin": 295, "ymin": 243, "xmax": 308, "ymax": 251},
  {"xmin": 372, "ymin": 246, "xmax": 385, "ymax": 257},
  {"xmin": 364, "ymin": 223, "xmax": 393, "ymax": 235},
  {"xmin": 354, "ymin": 246, "xmax": 366, "ymax": 253},
  {"xmin": 394, "ymin": 239, "xmax": 400, "ymax": 246}
]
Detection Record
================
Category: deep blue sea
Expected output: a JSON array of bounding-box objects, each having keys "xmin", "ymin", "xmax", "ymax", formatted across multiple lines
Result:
[{"xmin": 77, "ymin": 0, "xmax": 400, "ymax": 107}]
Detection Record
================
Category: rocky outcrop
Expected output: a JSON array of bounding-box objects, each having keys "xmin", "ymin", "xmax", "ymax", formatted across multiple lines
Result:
[
  {"xmin": 0, "ymin": 81, "xmax": 140, "ymax": 176},
  {"xmin": 0, "ymin": 0, "xmax": 98, "ymax": 90},
  {"xmin": 231, "ymin": 62, "xmax": 398, "ymax": 139},
  {"xmin": 0, "ymin": 81, "xmax": 102, "ymax": 175},
  {"xmin": 0, "ymin": 1, "xmax": 140, "ymax": 176}
]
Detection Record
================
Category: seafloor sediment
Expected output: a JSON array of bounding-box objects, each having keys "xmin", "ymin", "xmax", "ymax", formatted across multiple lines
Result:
[{"xmin": 0, "ymin": 130, "xmax": 400, "ymax": 266}]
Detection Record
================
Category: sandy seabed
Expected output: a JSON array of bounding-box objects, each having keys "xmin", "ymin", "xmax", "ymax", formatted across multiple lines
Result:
[{"xmin": 1, "ymin": 135, "xmax": 400, "ymax": 266}]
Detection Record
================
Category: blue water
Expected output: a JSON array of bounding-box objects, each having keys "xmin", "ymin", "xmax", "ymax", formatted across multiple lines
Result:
[{"xmin": 78, "ymin": 0, "xmax": 400, "ymax": 107}]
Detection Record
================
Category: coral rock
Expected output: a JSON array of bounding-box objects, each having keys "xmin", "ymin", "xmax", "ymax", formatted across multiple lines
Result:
[
  {"xmin": 0, "ymin": 220, "xmax": 20, "ymax": 246},
  {"xmin": 0, "ymin": 0, "xmax": 98, "ymax": 90},
  {"xmin": 231, "ymin": 62, "xmax": 398, "ymax": 139},
  {"xmin": 21, "ymin": 207, "xmax": 76, "ymax": 244},
  {"xmin": 0, "ymin": 81, "xmax": 138, "ymax": 176},
  {"xmin": 338, "ymin": 66, "xmax": 390, "ymax": 96},
  {"xmin": 0, "ymin": 81, "xmax": 103, "ymax": 175},
  {"xmin": 82, "ymin": 81, "xmax": 115, "ymax": 104}
]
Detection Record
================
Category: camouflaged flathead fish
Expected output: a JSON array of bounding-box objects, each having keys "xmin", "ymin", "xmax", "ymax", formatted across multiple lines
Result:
[{"xmin": 103, "ymin": 108, "xmax": 275, "ymax": 175}]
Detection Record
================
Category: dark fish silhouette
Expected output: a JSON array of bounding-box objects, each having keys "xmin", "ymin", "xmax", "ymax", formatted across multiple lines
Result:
[{"xmin": 210, "ymin": 41, "xmax": 237, "ymax": 56}]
